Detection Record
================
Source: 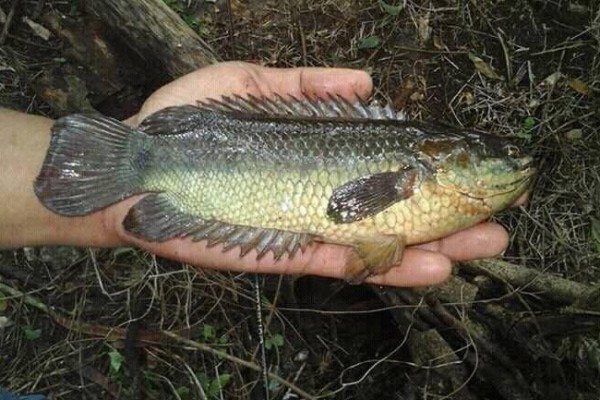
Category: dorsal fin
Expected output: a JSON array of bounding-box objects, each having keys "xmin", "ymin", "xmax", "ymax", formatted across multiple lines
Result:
[
  {"xmin": 138, "ymin": 105, "xmax": 205, "ymax": 136},
  {"xmin": 197, "ymin": 93, "xmax": 406, "ymax": 121},
  {"xmin": 137, "ymin": 94, "xmax": 407, "ymax": 136}
]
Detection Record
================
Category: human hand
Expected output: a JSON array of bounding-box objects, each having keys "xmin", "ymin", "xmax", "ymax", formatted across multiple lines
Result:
[{"xmin": 102, "ymin": 61, "xmax": 511, "ymax": 287}]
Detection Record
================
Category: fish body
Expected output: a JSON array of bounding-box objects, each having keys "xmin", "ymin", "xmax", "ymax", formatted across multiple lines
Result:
[{"xmin": 34, "ymin": 95, "xmax": 534, "ymax": 282}]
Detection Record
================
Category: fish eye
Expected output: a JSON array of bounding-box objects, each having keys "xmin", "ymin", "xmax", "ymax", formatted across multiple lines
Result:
[{"xmin": 504, "ymin": 144, "xmax": 520, "ymax": 157}]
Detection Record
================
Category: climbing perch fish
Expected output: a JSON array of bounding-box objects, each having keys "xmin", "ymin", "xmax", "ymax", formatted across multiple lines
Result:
[{"xmin": 34, "ymin": 94, "xmax": 535, "ymax": 283}]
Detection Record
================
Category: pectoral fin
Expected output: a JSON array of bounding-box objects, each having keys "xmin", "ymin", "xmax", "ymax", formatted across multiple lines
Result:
[
  {"xmin": 345, "ymin": 234, "xmax": 406, "ymax": 284},
  {"xmin": 327, "ymin": 169, "xmax": 416, "ymax": 224}
]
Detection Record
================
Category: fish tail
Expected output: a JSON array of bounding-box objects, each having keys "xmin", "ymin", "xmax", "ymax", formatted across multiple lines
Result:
[{"xmin": 34, "ymin": 114, "xmax": 145, "ymax": 216}]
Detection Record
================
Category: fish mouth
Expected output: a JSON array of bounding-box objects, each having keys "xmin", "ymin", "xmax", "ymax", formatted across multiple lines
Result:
[
  {"xmin": 513, "ymin": 156, "xmax": 535, "ymax": 174},
  {"xmin": 487, "ymin": 155, "xmax": 536, "ymax": 193},
  {"xmin": 482, "ymin": 162, "xmax": 536, "ymax": 199},
  {"xmin": 451, "ymin": 161, "xmax": 536, "ymax": 201}
]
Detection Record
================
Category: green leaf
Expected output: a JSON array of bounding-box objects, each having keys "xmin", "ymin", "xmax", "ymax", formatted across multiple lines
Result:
[
  {"xmin": 196, "ymin": 371, "xmax": 210, "ymax": 387},
  {"xmin": 183, "ymin": 14, "xmax": 199, "ymax": 28},
  {"xmin": 163, "ymin": 0, "xmax": 184, "ymax": 13},
  {"xmin": 523, "ymin": 116, "xmax": 535, "ymax": 130},
  {"xmin": 207, "ymin": 374, "xmax": 231, "ymax": 397},
  {"xmin": 23, "ymin": 326, "xmax": 41, "ymax": 340},
  {"xmin": 108, "ymin": 348, "xmax": 124, "ymax": 373},
  {"xmin": 515, "ymin": 116, "xmax": 535, "ymax": 140},
  {"xmin": 202, "ymin": 324, "xmax": 216, "ymax": 340},
  {"xmin": 379, "ymin": 0, "xmax": 404, "ymax": 16},
  {"xmin": 515, "ymin": 131, "xmax": 532, "ymax": 140},
  {"xmin": 176, "ymin": 386, "xmax": 191, "ymax": 400},
  {"xmin": 218, "ymin": 335, "xmax": 228, "ymax": 345},
  {"xmin": 358, "ymin": 35, "xmax": 382, "ymax": 49},
  {"xmin": 265, "ymin": 333, "xmax": 284, "ymax": 350}
]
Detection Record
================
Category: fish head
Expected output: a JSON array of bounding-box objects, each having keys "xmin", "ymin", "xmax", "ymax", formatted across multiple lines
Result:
[{"xmin": 419, "ymin": 134, "xmax": 535, "ymax": 211}]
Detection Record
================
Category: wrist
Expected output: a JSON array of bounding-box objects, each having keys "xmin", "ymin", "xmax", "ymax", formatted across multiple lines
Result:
[{"xmin": 0, "ymin": 108, "xmax": 126, "ymax": 248}]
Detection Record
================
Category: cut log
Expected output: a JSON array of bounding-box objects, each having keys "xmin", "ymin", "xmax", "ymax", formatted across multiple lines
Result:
[{"xmin": 83, "ymin": 0, "xmax": 220, "ymax": 78}]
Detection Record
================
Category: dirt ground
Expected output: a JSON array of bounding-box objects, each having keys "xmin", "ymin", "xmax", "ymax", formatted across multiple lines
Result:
[{"xmin": 1, "ymin": 0, "xmax": 599, "ymax": 399}]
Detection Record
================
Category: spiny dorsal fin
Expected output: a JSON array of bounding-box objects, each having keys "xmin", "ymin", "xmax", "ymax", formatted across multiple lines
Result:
[
  {"xmin": 197, "ymin": 93, "xmax": 406, "ymax": 121},
  {"xmin": 137, "ymin": 105, "xmax": 205, "ymax": 136}
]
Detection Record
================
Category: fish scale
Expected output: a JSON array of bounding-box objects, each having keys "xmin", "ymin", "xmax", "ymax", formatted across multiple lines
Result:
[{"xmin": 34, "ymin": 95, "xmax": 534, "ymax": 283}]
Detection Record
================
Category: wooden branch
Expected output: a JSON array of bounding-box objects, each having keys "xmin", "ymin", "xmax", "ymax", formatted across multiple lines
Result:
[
  {"xmin": 460, "ymin": 259, "xmax": 595, "ymax": 305},
  {"xmin": 424, "ymin": 294, "xmax": 534, "ymax": 400},
  {"xmin": 83, "ymin": 0, "xmax": 220, "ymax": 78},
  {"xmin": 407, "ymin": 329, "xmax": 478, "ymax": 400},
  {"xmin": 416, "ymin": 275, "xmax": 479, "ymax": 305}
]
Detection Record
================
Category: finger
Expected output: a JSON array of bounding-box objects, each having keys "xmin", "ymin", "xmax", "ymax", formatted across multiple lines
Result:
[
  {"xmin": 290, "ymin": 243, "xmax": 451, "ymax": 287},
  {"xmin": 414, "ymin": 222, "xmax": 509, "ymax": 260},
  {"xmin": 365, "ymin": 249, "xmax": 452, "ymax": 287},
  {"xmin": 258, "ymin": 66, "xmax": 374, "ymax": 101}
]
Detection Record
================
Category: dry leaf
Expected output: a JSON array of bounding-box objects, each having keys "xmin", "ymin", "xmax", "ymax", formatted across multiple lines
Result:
[
  {"xmin": 22, "ymin": 16, "xmax": 51, "ymax": 41},
  {"xmin": 462, "ymin": 91, "xmax": 475, "ymax": 106},
  {"xmin": 564, "ymin": 128, "xmax": 583, "ymax": 141},
  {"xmin": 418, "ymin": 16, "xmax": 431, "ymax": 45},
  {"xmin": 567, "ymin": 79, "xmax": 590, "ymax": 96},
  {"xmin": 541, "ymin": 71, "xmax": 562, "ymax": 86},
  {"xmin": 0, "ymin": 316, "xmax": 11, "ymax": 329},
  {"xmin": 392, "ymin": 79, "xmax": 416, "ymax": 109},
  {"xmin": 468, "ymin": 53, "xmax": 502, "ymax": 80},
  {"xmin": 433, "ymin": 34, "xmax": 445, "ymax": 50}
]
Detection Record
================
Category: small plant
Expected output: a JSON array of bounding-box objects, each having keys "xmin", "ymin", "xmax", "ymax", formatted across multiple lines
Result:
[
  {"xmin": 358, "ymin": 35, "xmax": 382, "ymax": 50},
  {"xmin": 200, "ymin": 323, "xmax": 229, "ymax": 347},
  {"xmin": 108, "ymin": 346, "xmax": 125, "ymax": 374},
  {"xmin": 197, "ymin": 372, "xmax": 231, "ymax": 399},
  {"xmin": 22, "ymin": 326, "xmax": 42, "ymax": 341},
  {"xmin": 379, "ymin": 0, "xmax": 404, "ymax": 16},
  {"xmin": 265, "ymin": 333, "xmax": 284, "ymax": 351},
  {"xmin": 515, "ymin": 116, "xmax": 536, "ymax": 140}
]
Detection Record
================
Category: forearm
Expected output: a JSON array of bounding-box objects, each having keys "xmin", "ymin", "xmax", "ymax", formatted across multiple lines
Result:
[{"xmin": 0, "ymin": 108, "xmax": 125, "ymax": 248}]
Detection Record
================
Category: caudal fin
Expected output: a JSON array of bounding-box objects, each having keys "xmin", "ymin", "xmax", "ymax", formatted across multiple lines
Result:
[{"xmin": 34, "ymin": 114, "xmax": 145, "ymax": 216}]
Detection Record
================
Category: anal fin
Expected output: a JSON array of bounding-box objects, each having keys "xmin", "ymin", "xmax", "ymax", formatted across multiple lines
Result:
[
  {"xmin": 192, "ymin": 222, "xmax": 313, "ymax": 260},
  {"xmin": 123, "ymin": 193, "xmax": 205, "ymax": 241},
  {"xmin": 123, "ymin": 193, "xmax": 314, "ymax": 260},
  {"xmin": 345, "ymin": 234, "xmax": 406, "ymax": 284}
]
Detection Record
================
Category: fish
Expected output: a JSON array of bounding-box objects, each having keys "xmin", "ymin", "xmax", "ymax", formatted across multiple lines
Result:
[{"xmin": 34, "ymin": 94, "xmax": 535, "ymax": 283}]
